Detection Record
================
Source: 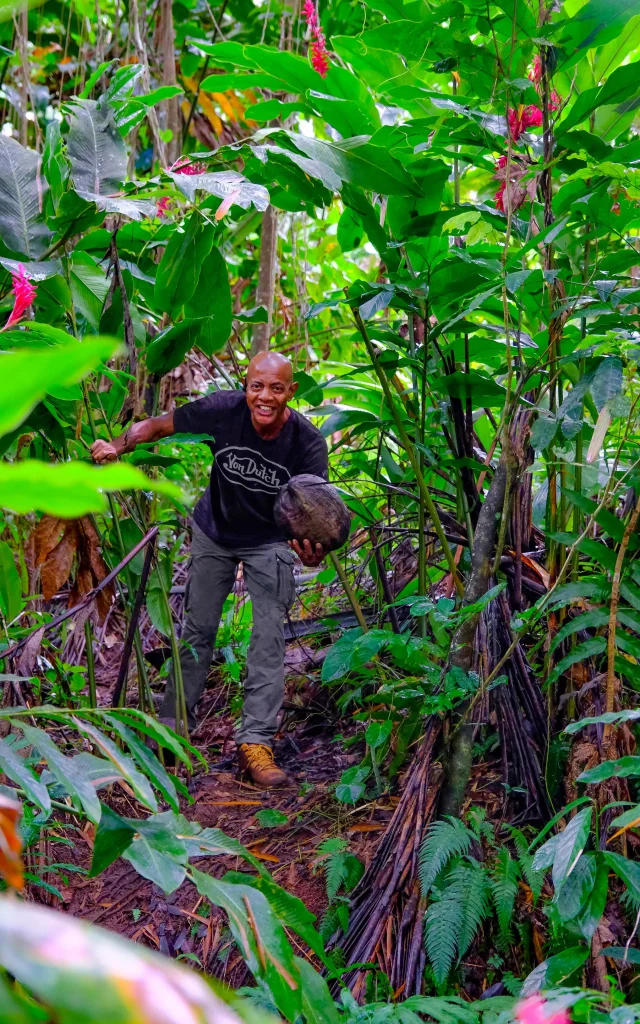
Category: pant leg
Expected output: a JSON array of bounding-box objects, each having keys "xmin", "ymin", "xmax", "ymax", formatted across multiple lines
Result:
[
  {"xmin": 159, "ymin": 524, "xmax": 237, "ymax": 730},
  {"xmin": 236, "ymin": 541, "xmax": 295, "ymax": 747}
]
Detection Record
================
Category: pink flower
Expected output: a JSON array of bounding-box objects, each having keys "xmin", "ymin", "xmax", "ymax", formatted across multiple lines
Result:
[
  {"xmin": 214, "ymin": 187, "xmax": 242, "ymax": 221},
  {"xmin": 494, "ymin": 182, "xmax": 506, "ymax": 212},
  {"xmin": 169, "ymin": 156, "xmax": 207, "ymax": 175},
  {"xmin": 528, "ymin": 55, "xmax": 542, "ymax": 85},
  {"xmin": 528, "ymin": 57, "xmax": 562, "ymax": 110},
  {"xmin": 515, "ymin": 996, "xmax": 570, "ymax": 1024},
  {"xmin": 156, "ymin": 197, "xmax": 171, "ymax": 218},
  {"xmin": 2, "ymin": 265, "xmax": 36, "ymax": 331},
  {"xmin": 311, "ymin": 39, "xmax": 329, "ymax": 77},
  {"xmin": 303, "ymin": 0, "xmax": 329, "ymax": 77},
  {"xmin": 508, "ymin": 104, "xmax": 543, "ymax": 141}
]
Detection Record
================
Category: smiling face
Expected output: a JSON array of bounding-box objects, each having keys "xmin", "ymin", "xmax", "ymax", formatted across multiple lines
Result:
[{"xmin": 245, "ymin": 352, "xmax": 298, "ymax": 437}]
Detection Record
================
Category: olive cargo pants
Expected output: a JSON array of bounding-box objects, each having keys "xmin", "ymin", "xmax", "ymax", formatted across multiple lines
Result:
[{"xmin": 159, "ymin": 523, "xmax": 296, "ymax": 745}]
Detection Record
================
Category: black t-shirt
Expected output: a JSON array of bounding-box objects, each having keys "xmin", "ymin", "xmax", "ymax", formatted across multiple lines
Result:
[{"xmin": 173, "ymin": 390, "xmax": 329, "ymax": 547}]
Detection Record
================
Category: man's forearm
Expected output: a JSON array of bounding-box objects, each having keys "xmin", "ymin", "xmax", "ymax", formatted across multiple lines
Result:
[{"xmin": 115, "ymin": 413, "xmax": 176, "ymax": 454}]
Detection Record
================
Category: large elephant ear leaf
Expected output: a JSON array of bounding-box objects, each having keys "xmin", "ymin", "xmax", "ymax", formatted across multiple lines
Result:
[
  {"xmin": 66, "ymin": 98, "xmax": 127, "ymax": 196},
  {"xmin": 0, "ymin": 136, "xmax": 52, "ymax": 259}
]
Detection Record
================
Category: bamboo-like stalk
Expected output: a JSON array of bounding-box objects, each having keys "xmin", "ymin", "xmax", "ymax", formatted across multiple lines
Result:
[
  {"xmin": 329, "ymin": 551, "xmax": 369, "ymax": 632},
  {"xmin": 352, "ymin": 309, "xmax": 463, "ymax": 595},
  {"xmin": 84, "ymin": 619, "xmax": 97, "ymax": 709}
]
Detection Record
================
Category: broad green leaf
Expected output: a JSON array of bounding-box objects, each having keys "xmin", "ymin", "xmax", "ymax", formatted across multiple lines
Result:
[
  {"xmin": 521, "ymin": 946, "xmax": 589, "ymax": 996},
  {"xmin": 549, "ymin": 609, "xmax": 610, "ymax": 653},
  {"xmin": 154, "ymin": 214, "xmax": 214, "ymax": 318},
  {"xmin": 603, "ymin": 851, "xmax": 640, "ymax": 901},
  {"xmin": 123, "ymin": 813, "xmax": 188, "ymax": 893},
  {"xmin": 578, "ymin": 756, "xmax": 640, "ymax": 784},
  {"xmin": 0, "ymin": 461, "xmax": 182, "ymax": 516},
  {"xmin": 576, "ymin": 861, "xmax": 609, "ymax": 941},
  {"xmin": 106, "ymin": 708, "xmax": 200, "ymax": 767},
  {"xmin": 191, "ymin": 869, "xmax": 302, "ymax": 1020},
  {"xmin": 365, "ymin": 720, "xmax": 393, "ymax": 748},
  {"xmin": 255, "ymin": 808, "xmax": 288, "ymax": 827},
  {"xmin": 19, "ymin": 723, "xmax": 101, "ymax": 824},
  {"xmin": 0, "ymin": 339, "xmax": 118, "ymax": 438},
  {"xmin": 565, "ymin": 709, "xmax": 640, "ymax": 734},
  {"xmin": 0, "ymin": 737, "xmax": 51, "ymax": 813},
  {"xmin": 66, "ymin": 98, "xmax": 126, "ymax": 195},
  {"xmin": 601, "ymin": 946, "xmax": 640, "ymax": 964},
  {"xmin": 184, "ymin": 246, "xmax": 232, "ymax": 352},
  {"xmin": 551, "ymin": 807, "xmax": 592, "ymax": 893},
  {"xmin": 72, "ymin": 718, "xmax": 157, "ymax": 812},
  {"xmin": 105, "ymin": 717, "xmax": 180, "ymax": 813},
  {"xmin": 0, "ymin": 541, "xmax": 24, "ymax": 623},
  {"xmin": 89, "ymin": 802, "xmax": 135, "ymax": 876},
  {"xmin": 555, "ymin": 852, "xmax": 596, "ymax": 921},
  {"xmin": 547, "ymin": 638, "xmax": 607, "ymax": 687},
  {"xmin": 0, "ymin": 135, "xmax": 51, "ymax": 259},
  {"xmin": 295, "ymin": 956, "xmax": 342, "ymax": 1024}
]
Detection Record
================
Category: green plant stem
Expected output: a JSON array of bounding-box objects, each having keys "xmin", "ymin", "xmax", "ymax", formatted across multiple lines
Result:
[
  {"xmin": 369, "ymin": 744, "xmax": 383, "ymax": 797},
  {"xmin": 352, "ymin": 308, "xmax": 463, "ymax": 596},
  {"xmin": 156, "ymin": 568, "xmax": 189, "ymax": 740},
  {"xmin": 84, "ymin": 619, "xmax": 97, "ymax": 709},
  {"xmin": 329, "ymin": 551, "xmax": 368, "ymax": 632}
]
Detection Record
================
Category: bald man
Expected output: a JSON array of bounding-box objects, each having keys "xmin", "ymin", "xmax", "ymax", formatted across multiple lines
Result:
[{"xmin": 91, "ymin": 353, "xmax": 328, "ymax": 786}]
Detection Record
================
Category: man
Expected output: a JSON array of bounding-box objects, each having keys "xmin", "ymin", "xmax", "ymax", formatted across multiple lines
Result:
[{"xmin": 91, "ymin": 352, "xmax": 328, "ymax": 787}]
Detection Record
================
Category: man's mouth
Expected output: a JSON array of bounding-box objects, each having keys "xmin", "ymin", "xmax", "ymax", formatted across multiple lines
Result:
[{"xmin": 256, "ymin": 404, "xmax": 275, "ymax": 416}]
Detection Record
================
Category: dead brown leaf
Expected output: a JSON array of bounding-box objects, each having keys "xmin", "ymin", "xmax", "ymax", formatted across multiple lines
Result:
[
  {"xmin": 41, "ymin": 522, "xmax": 78, "ymax": 600},
  {"xmin": 33, "ymin": 515, "xmax": 65, "ymax": 567}
]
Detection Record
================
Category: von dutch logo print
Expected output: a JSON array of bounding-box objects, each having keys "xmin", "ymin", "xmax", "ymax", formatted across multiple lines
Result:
[{"xmin": 217, "ymin": 447, "xmax": 291, "ymax": 493}]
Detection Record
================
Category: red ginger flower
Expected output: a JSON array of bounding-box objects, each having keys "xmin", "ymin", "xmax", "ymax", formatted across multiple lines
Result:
[
  {"xmin": 508, "ymin": 104, "xmax": 542, "ymax": 141},
  {"xmin": 528, "ymin": 56, "xmax": 562, "ymax": 110},
  {"xmin": 156, "ymin": 196, "xmax": 171, "ymax": 218},
  {"xmin": 516, "ymin": 996, "xmax": 570, "ymax": 1024},
  {"xmin": 303, "ymin": 0, "xmax": 329, "ymax": 78},
  {"xmin": 2, "ymin": 265, "xmax": 36, "ymax": 331},
  {"xmin": 169, "ymin": 156, "xmax": 207, "ymax": 175}
]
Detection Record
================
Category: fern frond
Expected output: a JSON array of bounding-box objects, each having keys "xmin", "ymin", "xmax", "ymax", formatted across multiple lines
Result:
[
  {"xmin": 325, "ymin": 852, "xmax": 348, "ymax": 902},
  {"xmin": 491, "ymin": 849, "xmax": 520, "ymax": 950},
  {"xmin": 424, "ymin": 894, "xmax": 463, "ymax": 986},
  {"xmin": 419, "ymin": 818, "xmax": 474, "ymax": 895},
  {"xmin": 467, "ymin": 806, "xmax": 495, "ymax": 845},
  {"xmin": 316, "ymin": 837, "xmax": 347, "ymax": 855},
  {"xmin": 446, "ymin": 861, "xmax": 492, "ymax": 956},
  {"xmin": 511, "ymin": 827, "xmax": 544, "ymax": 903}
]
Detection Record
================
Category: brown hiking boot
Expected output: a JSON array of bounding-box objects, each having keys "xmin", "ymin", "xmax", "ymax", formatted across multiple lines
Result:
[{"xmin": 238, "ymin": 744, "xmax": 288, "ymax": 788}]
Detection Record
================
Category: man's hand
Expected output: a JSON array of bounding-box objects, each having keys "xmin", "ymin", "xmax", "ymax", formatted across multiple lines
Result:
[
  {"xmin": 90, "ymin": 439, "xmax": 121, "ymax": 464},
  {"xmin": 290, "ymin": 539, "xmax": 325, "ymax": 567}
]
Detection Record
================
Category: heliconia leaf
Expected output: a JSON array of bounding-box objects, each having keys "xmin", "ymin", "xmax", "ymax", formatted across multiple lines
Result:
[
  {"xmin": 565, "ymin": 709, "xmax": 640, "ymax": 734},
  {"xmin": 19, "ymin": 723, "xmax": 101, "ymax": 824},
  {"xmin": 0, "ymin": 738, "xmax": 50, "ymax": 814},
  {"xmin": 72, "ymin": 718, "xmax": 157, "ymax": 812},
  {"xmin": 578, "ymin": 756, "xmax": 640, "ymax": 784},
  {"xmin": 0, "ymin": 136, "xmax": 52, "ymax": 259}
]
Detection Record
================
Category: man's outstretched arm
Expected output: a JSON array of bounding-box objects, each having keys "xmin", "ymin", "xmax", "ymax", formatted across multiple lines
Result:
[{"xmin": 90, "ymin": 412, "xmax": 176, "ymax": 464}]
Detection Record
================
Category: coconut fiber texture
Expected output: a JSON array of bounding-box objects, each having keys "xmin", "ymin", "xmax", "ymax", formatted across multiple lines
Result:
[{"xmin": 274, "ymin": 474, "xmax": 350, "ymax": 552}]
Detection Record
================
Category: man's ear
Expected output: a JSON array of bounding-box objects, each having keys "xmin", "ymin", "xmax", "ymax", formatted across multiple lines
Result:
[{"xmin": 289, "ymin": 380, "xmax": 299, "ymax": 396}]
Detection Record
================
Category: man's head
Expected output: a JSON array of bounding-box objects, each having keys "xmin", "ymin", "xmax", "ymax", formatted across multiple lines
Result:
[{"xmin": 245, "ymin": 352, "xmax": 298, "ymax": 434}]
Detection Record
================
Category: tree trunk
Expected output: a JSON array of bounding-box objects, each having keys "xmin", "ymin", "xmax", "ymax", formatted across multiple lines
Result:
[
  {"xmin": 251, "ymin": 205, "xmax": 278, "ymax": 355},
  {"xmin": 439, "ymin": 435, "xmax": 520, "ymax": 817},
  {"xmin": 157, "ymin": 0, "xmax": 180, "ymax": 166}
]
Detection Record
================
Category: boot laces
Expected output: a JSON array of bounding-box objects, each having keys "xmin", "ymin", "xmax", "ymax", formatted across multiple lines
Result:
[{"xmin": 241, "ymin": 744, "xmax": 275, "ymax": 770}]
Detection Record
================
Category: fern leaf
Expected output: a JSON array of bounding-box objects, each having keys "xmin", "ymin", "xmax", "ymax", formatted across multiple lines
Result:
[
  {"xmin": 316, "ymin": 837, "xmax": 347, "ymax": 855},
  {"xmin": 511, "ymin": 828, "xmax": 544, "ymax": 903},
  {"xmin": 419, "ymin": 818, "xmax": 474, "ymax": 895},
  {"xmin": 424, "ymin": 894, "xmax": 463, "ymax": 986},
  {"xmin": 325, "ymin": 852, "xmax": 348, "ymax": 902},
  {"xmin": 491, "ymin": 849, "xmax": 520, "ymax": 949},
  {"xmin": 446, "ymin": 861, "xmax": 492, "ymax": 956}
]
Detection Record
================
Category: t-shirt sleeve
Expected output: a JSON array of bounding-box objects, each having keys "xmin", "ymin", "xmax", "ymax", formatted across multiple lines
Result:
[
  {"xmin": 300, "ymin": 427, "xmax": 329, "ymax": 480},
  {"xmin": 172, "ymin": 390, "xmax": 226, "ymax": 436}
]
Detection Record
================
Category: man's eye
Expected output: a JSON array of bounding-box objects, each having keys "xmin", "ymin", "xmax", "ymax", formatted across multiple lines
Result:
[{"xmin": 251, "ymin": 382, "xmax": 262, "ymax": 390}]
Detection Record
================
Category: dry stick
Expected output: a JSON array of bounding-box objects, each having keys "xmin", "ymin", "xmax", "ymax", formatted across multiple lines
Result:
[
  {"xmin": 1, "ymin": 527, "xmax": 159, "ymax": 663},
  {"xmin": 352, "ymin": 308, "xmax": 463, "ymax": 596},
  {"xmin": 111, "ymin": 536, "xmax": 157, "ymax": 708},
  {"xmin": 604, "ymin": 492, "xmax": 640, "ymax": 743}
]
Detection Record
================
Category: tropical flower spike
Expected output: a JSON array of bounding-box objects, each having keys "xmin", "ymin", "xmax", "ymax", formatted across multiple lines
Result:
[
  {"xmin": 303, "ymin": 0, "xmax": 330, "ymax": 78},
  {"xmin": 2, "ymin": 265, "xmax": 37, "ymax": 331}
]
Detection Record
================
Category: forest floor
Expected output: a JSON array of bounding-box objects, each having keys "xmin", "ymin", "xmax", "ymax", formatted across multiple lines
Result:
[{"xmin": 32, "ymin": 585, "xmax": 504, "ymax": 986}]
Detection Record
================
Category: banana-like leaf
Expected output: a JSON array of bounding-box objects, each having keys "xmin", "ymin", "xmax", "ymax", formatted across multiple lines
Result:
[
  {"xmin": 19, "ymin": 723, "xmax": 101, "ymax": 824},
  {"xmin": 167, "ymin": 169, "xmax": 269, "ymax": 210},
  {"xmin": 0, "ymin": 136, "xmax": 52, "ymax": 259},
  {"xmin": 66, "ymin": 98, "xmax": 126, "ymax": 196}
]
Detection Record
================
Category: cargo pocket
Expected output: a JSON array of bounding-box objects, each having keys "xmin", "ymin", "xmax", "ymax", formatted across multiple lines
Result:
[{"xmin": 275, "ymin": 548, "xmax": 296, "ymax": 608}]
